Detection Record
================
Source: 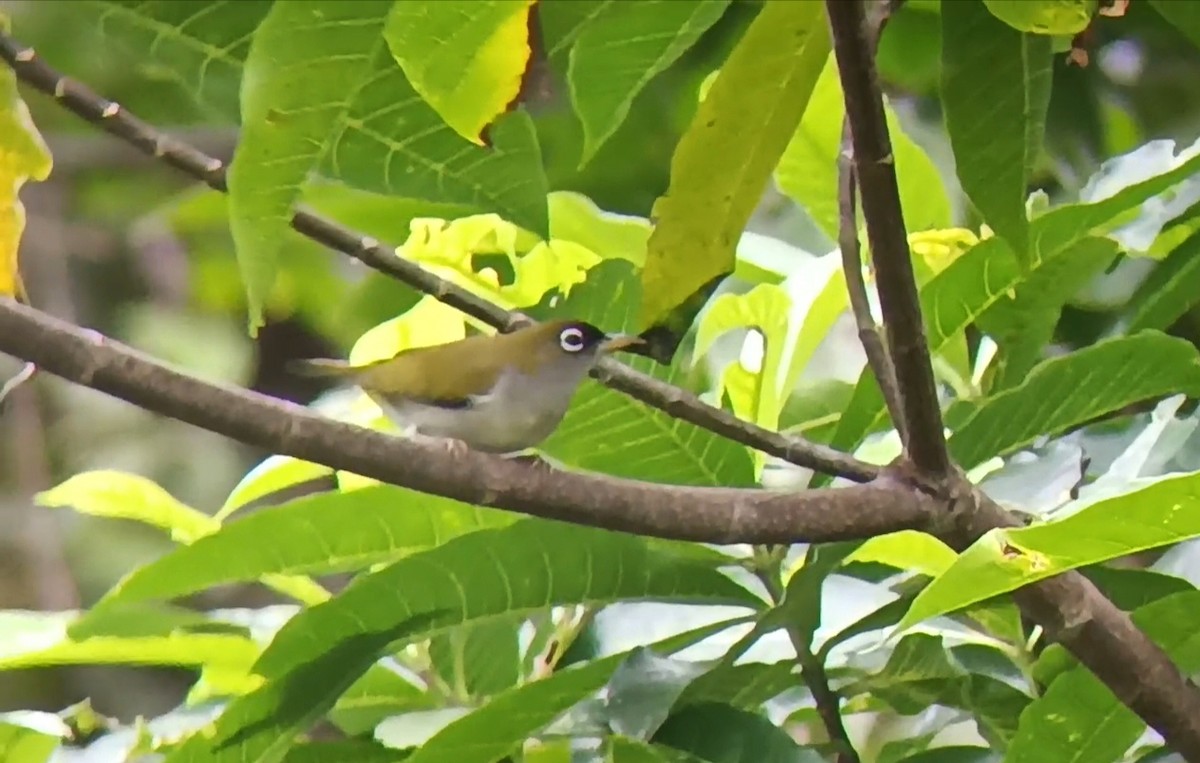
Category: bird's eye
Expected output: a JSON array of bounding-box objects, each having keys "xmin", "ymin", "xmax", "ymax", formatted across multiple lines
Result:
[{"xmin": 559, "ymin": 327, "xmax": 586, "ymax": 353}]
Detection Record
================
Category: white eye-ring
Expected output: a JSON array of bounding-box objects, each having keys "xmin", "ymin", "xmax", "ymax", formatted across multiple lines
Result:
[{"xmin": 559, "ymin": 327, "xmax": 586, "ymax": 353}]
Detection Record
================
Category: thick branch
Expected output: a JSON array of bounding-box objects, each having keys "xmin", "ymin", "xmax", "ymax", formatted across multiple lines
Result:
[
  {"xmin": 0, "ymin": 32, "xmax": 878, "ymax": 485},
  {"xmin": 826, "ymin": 0, "xmax": 951, "ymax": 478},
  {"xmin": 0, "ymin": 298, "xmax": 930, "ymax": 545}
]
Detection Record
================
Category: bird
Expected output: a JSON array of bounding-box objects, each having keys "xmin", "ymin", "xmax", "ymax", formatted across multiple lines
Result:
[{"xmin": 291, "ymin": 319, "xmax": 644, "ymax": 456}]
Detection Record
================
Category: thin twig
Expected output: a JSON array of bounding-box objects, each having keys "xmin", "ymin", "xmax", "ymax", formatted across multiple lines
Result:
[
  {"xmin": 826, "ymin": 0, "xmax": 952, "ymax": 479},
  {"xmin": 836, "ymin": 123, "xmax": 906, "ymax": 445},
  {"xmin": 755, "ymin": 557, "xmax": 859, "ymax": 763},
  {"xmin": 0, "ymin": 31, "xmax": 879, "ymax": 485},
  {"xmin": 0, "ymin": 297, "xmax": 936, "ymax": 545}
]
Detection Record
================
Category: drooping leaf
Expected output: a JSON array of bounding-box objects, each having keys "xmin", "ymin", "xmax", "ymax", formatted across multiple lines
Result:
[
  {"xmin": 674, "ymin": 661, "xmax": 797, "ymax": 711},
  {"xmin": 228, "ymin": 0, "xmax": 388, "ymax": 331},
  {"xmin": 0, "ymin": 20, "xmax": 52, "ymax": 300},
  {"xmin": 561, "ymin": 0, "xmax": 730, "ymax": 165},
  {"xmin": 899, "ymin": 471, "xmax": 1200, "ymax": 630},
  {"xmin": 94, "ymin": 484, "xmax": 517, "ymax": 609},
  {"xmin": 641, "ymin": 0, "xmax": 830, "ymax": 327},
  {"xmin": 946, "ymin": 332, "xmax": 1200, "ymax": 469},
  {"xmin": 170, "ymin": 521, "xmax": 758, "ymax": 763},
  {"xmin": 775, "ymin": 55, "xmax": 950, "ymax": 242},
  {"xmin": 282, "ymin": 740, "xmax": 408, "ymax": 763},
  {"xmin": 383, "ymin": 0, "xmax": 535, "ymax": 146},
  {"xmin": 1005, "ymin": 590, "xmax": 1200, "ymax": 763},
  {"xmin": 941, "ymin": 0, "xmax": 1052, "ymax": 261}
]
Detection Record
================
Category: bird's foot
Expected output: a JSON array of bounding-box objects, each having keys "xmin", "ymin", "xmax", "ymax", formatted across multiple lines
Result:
[
  {"xmin": 405, "ymin": 428, "xmax": 472, "ymax": 458},
  {"xmin": 507, "ymin": 451, "xmax": 556, "ymax": 472}
]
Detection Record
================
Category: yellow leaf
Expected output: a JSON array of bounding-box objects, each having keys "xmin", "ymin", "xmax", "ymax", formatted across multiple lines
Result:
[{"xmin": 0, "ymin": 29, "xmax": 52, "ymax": 300}]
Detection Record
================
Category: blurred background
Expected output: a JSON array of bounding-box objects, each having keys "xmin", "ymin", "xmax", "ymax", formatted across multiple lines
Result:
[{"xmin": 2, "ymin": 0, "xmax": 1199, "ymax": 723}]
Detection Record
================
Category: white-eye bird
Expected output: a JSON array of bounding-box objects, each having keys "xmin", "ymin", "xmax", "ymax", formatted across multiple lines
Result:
[{"xmin": 293, "ymin": 320, "xmax": 644, "ymax": 454}]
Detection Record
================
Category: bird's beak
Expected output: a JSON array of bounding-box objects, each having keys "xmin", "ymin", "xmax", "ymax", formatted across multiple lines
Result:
[{"xmin": 600, "ymin": 333, "xmax": 646, "ymax": 353}]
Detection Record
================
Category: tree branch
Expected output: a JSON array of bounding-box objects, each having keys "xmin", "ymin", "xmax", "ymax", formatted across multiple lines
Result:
[
  {"xmin": 0, "ymin": 32, "xmax": 878, "ymax": 485},
  {"xmin": 0, "ymin": 297, "xmax": 932, "ymax": 545},
  {"xmin": 825, "ymin": 1, "xmax": 1200, "ymax": 756},
  {"xmin": 826, "ymin": 0, "xmax": 951, "ymax": 479}
]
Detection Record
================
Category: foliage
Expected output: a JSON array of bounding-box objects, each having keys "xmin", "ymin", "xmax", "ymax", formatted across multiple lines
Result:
[{"xmin": 5, "ymin": 1, "xmax": 1200, "ymax": 763}]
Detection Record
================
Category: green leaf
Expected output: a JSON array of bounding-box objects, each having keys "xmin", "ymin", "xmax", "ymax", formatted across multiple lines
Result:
[
  {"xmin": 941, "ymin": 1, "xmax": 1052, "ymax": 260},
  {"xmin": 604, "ymin": 649, "xmax": 711, "ymax": 741},
  {"xmin": 218, "ymin": 455, "xmax": 335, "ymax": 521},
  {"xmin": 538, "ymin": 260, "xmax": 756, "ymax": 486},
  {"xmin": 946, "ymin": 332, "xmax": 1200, "ymax": 469},
  {"xmin": 563, "ymin": 0, "xmax": 730, "ymax": 165},
  {"xmin": 824, "ymin": 237, "xmax": 1018, "ymax": 467},
  {"xmin": 652, "ymin": 702, "xmax": 824, "ymax": 763},
  {"xmin": 1005, "ymin": 590, "xmax": 1200, "ymax": 763},
  {"xmin": 91, "ymin": 0, "xmax": 270, "ymax": 120},
  {"xmin": 383, "ymin": 0, "xmax": 534, "ymax": 146},
  {"xmin": 404, "ymin": 620, "xmax": 739, "ymax": 763},
  {"xmin": 328, "ymin": 663, "xmax": 434, "ymax": 735},
  {"xmin": 845, "ymin": 634, "xmax": 1028, "ymax": 746},
  {"xmin": 1126, "ymin": 232, "xmax": 1200, "ymax": 332},
  {"xmin": 775, "ymin": 55, "xmax": 950, "ymax": 242},
  {"xmin": 95, "ymin": 485, "xmax": 518, "ymax": 609},
  {"xmin": 36, "ymin": 470, "xmax": 216, "ymax": 543},
  {"xmin": 977, "ymin": 237, "xmax": 1120, "ymax": 391},
  {"xmin": 899, "ymin": 471, "xmax": 1200, "ymax": 630},
  {"xmin": 173, "ymin": 520, "xmax": 758, "ymax": 763},
  {"xmin": 228, "ymin": 0, "xmax": 387, "ymax": 331},
  {"xmin": 695, "ymin": 284, "xmax": 790, "ymax": 430},
  {"xmin": 640, "ymin": 0, "xmax": 830, "ymax": 327},
  {"xmin": 429, "ymin": 616, "xmax": 522, "ymax": 699},
  {"xmin": 89, "ymin": 1, "xmax": 551, "ymax": 239},
  {"xmin": 982, "ymin": 0, "xmax": 1097, "ymax": 34},
  {"xmin": 0, "ymin": 714, "xmax": 67, "ymax": 763},
  {"xmin": 1029, "ymin": 138, "xmax": 1200, "ymax": 260},
  {"xmin": 1151, "ymin": 0, "xmax": 1200, "ymax": 50},
  {"xmin": 674, "ymin": 661, "xmax": 797, "ymax": 710},
  {"xmin": 283, "ymin": 740, "xmax": 408, "ymax": 763},
  {"xmin": 547, "ymin": 191, "xmax": 650, "ymax": 266},
  {"xmin": 0, "ymin": 630, "xmax": 259, "ymax": 673}
]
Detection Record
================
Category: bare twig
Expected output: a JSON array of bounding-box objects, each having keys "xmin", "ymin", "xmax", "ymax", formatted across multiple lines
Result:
[
  {"xmin": 755, "ymin": 558, "xmax": 858, "ymax": 763},
  {"xmin": 836, "ymin": 124, "xmax": 906, "ymax": 444},
  {"xmin": 0, "ymin": 298, "xmax": 935, "ymax": 545},
  {"xmin": 826, "ymin": 0, "xmax": 951, "ymax": 479},
  {"xmin": 0, "ymin": 31, "xmax": 879, "ymax": 485}
]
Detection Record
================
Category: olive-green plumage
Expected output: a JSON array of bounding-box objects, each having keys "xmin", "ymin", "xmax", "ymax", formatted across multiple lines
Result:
[{"xmin": 293, "ymin": 320, "xmax": 642, "ymax": 453}]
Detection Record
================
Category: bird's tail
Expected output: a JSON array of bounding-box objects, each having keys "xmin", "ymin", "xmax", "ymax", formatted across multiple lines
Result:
[{"xmin": 287, "ymin": 357, "xmax": 361, "ymax": 379}]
